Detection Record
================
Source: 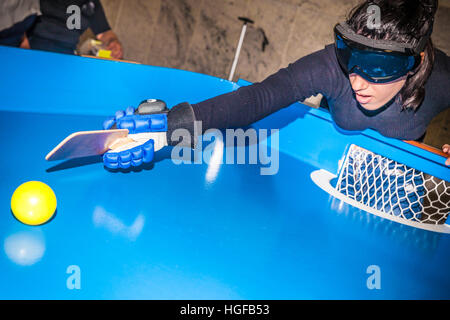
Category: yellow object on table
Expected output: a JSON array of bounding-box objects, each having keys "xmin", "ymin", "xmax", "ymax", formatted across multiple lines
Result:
[{"xmin": 10, "ymin": 181, "xmax": 57, "ymax": 226}]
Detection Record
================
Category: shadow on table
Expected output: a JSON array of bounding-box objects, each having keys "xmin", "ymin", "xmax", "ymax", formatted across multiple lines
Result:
[
  {"xmin": 45, "ymin": 147, "xmax": 172, "ymax": 173},
  {"xmin": 46, "ymin": 155, "xmax": 103, "ymax": 172}
]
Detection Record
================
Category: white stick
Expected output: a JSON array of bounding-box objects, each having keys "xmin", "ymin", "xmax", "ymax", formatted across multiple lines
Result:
[{"xmin": 228, "ymin": 23, "xmax": 248, "ymax": 82}]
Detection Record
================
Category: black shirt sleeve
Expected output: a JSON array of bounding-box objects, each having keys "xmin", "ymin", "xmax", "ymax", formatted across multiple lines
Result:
[
  {"xmin": 89, "ymin": 0, "xmax": 110, "ymax": 35},
  {"xmin": 169, "ymin": 45, "xmax": 449, "ymax": 143},
  {"xmin": 30, "ymin": 0, "xmax": 111, "ymax": 46},
  {"xmin": 191, "ymin": 45, "xmax": 341, "ymax": 132}
]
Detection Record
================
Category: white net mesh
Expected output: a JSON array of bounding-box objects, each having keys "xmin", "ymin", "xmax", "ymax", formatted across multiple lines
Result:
[{"xmin": 335, "ymin": 145, "xmax": 450, "ymax": 225}]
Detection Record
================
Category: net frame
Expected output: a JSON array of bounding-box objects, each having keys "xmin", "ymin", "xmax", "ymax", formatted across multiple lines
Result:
[{"xmin": 335, "ymin": 145, "xmax": 450, "ymax": 225}]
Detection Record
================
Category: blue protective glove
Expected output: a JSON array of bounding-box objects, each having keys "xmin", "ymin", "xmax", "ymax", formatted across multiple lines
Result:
[{"xmin": 102, "ymin": 105, "xmax": 168, "ymax": 169}]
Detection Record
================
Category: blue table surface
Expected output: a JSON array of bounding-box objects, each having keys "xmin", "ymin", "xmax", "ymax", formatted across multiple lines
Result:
[{"xmin": 0, "ymin": 47, "xmax": 449, "ymax": 299}]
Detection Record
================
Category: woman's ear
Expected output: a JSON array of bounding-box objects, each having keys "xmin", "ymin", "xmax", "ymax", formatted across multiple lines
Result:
[{"xmin": 420, "ymin": 52, "xmax": 425, "ymax": 64}]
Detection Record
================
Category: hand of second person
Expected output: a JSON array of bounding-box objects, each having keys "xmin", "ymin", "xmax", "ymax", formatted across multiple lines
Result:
[
  {"xmin": 442, "ymin": 144, "xmax": 450, "ymax": 166},
  {"xmin": 97, "ymin": 30, "xmax": 123, "ymax": 59},
  {"xmin": 106, "ymin": 39, "xmax": 123, "ymax": 59}
]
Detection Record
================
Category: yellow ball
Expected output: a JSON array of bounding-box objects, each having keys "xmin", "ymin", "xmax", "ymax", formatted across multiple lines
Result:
[{"xmin": 11, "ymin": 181, "xmax": 57, "ymax": 226}]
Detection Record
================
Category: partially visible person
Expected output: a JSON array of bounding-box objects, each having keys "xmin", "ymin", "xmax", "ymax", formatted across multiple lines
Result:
[
  {"xmin": 0, "ymin": 0, "xmax": 40, "ymax": 48},
  {"xmin": 95, "ymin": 29, "xmax": 123, "ymax": 59},
  {"xmin": 27, "ymin": 0, "xmax": 123, "ymax": 58},
  {"xmin": 443, "ymin": 144, "xmax": 450, "ymax": 166}
]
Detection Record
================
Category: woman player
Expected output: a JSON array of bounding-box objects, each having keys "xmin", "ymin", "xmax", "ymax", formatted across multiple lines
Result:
[{"xmin": 102, "ymin": 0, "xmax": 450, "ymax": 168}]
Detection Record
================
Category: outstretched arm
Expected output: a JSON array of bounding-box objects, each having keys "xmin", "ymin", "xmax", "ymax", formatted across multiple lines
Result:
[{"xmin": 189, "ymin": 45, "xmax": 340, "ymax": 133}]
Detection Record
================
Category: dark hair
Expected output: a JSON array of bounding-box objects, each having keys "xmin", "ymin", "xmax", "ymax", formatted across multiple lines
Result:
[{"xmin": 346, "ymin": 0, "xmax": 438, "ymax": 110}]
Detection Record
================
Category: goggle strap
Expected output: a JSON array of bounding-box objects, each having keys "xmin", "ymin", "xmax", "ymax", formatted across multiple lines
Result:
[{"xmin": 335, "ymin": 23, "xmax": 416, "ymax": 54}]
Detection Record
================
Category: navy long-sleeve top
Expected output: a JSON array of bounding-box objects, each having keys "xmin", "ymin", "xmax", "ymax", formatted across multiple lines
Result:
[
  {"xmin": 189, "ymin": 44, "xmax": 449, "ymax": 141},
  {"xmin": 29, "ymin": 0, "xmax": 110, "ymax": 48}
]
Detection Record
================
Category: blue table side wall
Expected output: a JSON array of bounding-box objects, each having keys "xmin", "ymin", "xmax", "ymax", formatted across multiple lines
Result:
[{"xmin": 0, "ymin": 46, "xmax": 239, "ymax": 116}]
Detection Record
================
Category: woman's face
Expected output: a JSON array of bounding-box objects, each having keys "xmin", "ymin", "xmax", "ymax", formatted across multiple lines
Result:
[{"xmin": 349, "ymin": 74, "xmax": 406, "ymax": 110}]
